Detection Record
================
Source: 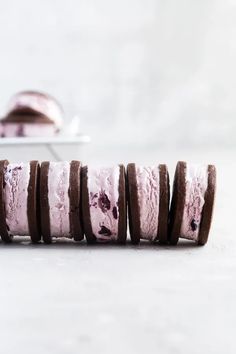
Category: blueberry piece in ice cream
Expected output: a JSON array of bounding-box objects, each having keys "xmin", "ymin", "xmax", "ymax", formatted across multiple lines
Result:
[
  {"xmin": 98, "ymin": 225, "xmax": 112, "ymax": 236},
  {"xmin": 190, "ymin": 219, "xmax": 198, "ymax": 231},
  {"xmin": 98, "ymin": 191, "xmax": 111, "ymax": 212}
]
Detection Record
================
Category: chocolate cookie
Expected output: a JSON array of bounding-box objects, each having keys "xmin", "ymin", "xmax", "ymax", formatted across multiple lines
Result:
[
  {"xmin": 69, "ymin": 160, "xmax": 83, "ymax": 241},
  {"xmin": 28, "ymin": 161, "xmax": 41, "ymax": 242}
]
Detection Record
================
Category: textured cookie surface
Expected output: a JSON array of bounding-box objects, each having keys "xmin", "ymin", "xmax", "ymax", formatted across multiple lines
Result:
[
  {"xmin": 69, "ymin": 161, "xmax": 83, "ymax": 241},
  {"xmin": 127, "ymin": 163, "xmax": 141, "ymax": 243},
  {"xmin": 27, "ymin": 161, "xmax": 41, "ymax": 243},
  {"xmin": 169, "ymin": 161, "xmax": 186, "ymax": 245},
  {"xmin": 40, "ymin": 162, "xmax": 51, "ymax": 243},
  {"xmin": 158, "ymin": 164, "xmax": 170, "ymax": 243}
]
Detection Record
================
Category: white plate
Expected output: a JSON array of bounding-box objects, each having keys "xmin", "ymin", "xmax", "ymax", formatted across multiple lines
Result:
[{"xmin": 0, "ymin": 134, "xmax": 91, "ymax": 145}]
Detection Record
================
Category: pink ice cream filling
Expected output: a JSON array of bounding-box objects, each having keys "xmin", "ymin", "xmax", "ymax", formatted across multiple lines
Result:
[
  {"xmin": 48, "ymin": 162, "xmax": 71, "ymax": 237},
  {"xmin": 0, "ymin": 122, "xmax": 57, "ymax": 137},
  {"xmin": 3, "ymin": 163, "xmax": 30, "ymax": 236},
  {"xmin": 135, "ymin": 166, "xmax": 160, "ymax": 241},
  {"xmin": 6, "ymin": 92, "xmax": 63, "ymax": 128},
  {"xmin": 87, "ymin": 166, "xmax": 120, "ymax": 241},
  {"xmin": 180, "ymin": 164, "xmax": 209, "ymax": 241}
]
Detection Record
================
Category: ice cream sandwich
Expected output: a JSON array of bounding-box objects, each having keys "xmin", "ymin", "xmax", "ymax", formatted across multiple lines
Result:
[
  {"xmin": 0, "ymin": 91, "xmax": 63, "ymax": 137},
  {"xmin": 169, "ymin": 161, "xmax": 216, "ymax": 245},
  {"xmin": 81, "ymin": 165, "xmax": 127, "ymax": 243},
  {"xmin": 40, "ymin": 161, "xmax": 83, "ymax": 243},
  {"xmin": 127, "ymin": 164, "xmax": 170, "ymax": 243},
  {"xmin": 0, "ymin": 160, "xmax": 40, "ymax": 242}
]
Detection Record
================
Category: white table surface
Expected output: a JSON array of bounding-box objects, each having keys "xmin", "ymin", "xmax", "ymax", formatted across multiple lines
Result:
[{"xmin": 0, "ymin": 144, "xmax": 234, "ymax": 354}]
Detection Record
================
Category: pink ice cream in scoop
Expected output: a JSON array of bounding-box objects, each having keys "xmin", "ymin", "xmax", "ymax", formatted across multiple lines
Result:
[
  {"xmin": 180, "ymin": 164, "xmax": 208, "ymax": 241},
  {"xmin": 0, "ymin": 122, "xmax": 56, "ymax": 137},
  {"xmin": 87, "ymin": 166, "xmax": 120, "ymax": 241},
  {"xmin": 135, "ymin": 166, "xmax": 160, "ymax": 241},
  {"xmin": 3, "ymin": 163, "xmax": 30, "ymax": 236},
  {"xmin": 48, "ymin": 162, "xmax": 71, "ymax": 237},
  {"xmin": 0, "ymin": 91, "xmax": 63, "ymax": 137},
  {"xmin": 6, "ymin": 91, "xmax": 63, "ymax": 129}
]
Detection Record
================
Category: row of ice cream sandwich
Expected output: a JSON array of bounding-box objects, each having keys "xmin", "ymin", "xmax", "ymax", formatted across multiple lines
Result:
[{"xmin": 0, "ymin": 160, "xmax": 216, "ymax": 245}]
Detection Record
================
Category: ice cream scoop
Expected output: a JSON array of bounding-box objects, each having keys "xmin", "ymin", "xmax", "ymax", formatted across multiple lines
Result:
[{"xmin": 0, "ymin": 91, "xmax": 63, "ymax": 137}]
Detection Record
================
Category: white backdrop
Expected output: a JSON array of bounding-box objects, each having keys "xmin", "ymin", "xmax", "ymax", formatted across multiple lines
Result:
[{"xmin": 0, "ymin": 0, "xmax": 235, "ymax": 147}]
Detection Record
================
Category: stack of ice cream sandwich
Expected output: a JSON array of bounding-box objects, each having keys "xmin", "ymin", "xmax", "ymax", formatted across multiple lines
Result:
[{"xmin": 0, "ymin": 160, "xmax": 216, "ymax": 245}]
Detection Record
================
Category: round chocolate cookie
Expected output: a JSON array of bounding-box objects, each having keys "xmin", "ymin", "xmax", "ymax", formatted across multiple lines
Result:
[
  {"xmin": 169, "ymin": 161, "xmax": 216, "ymax": 245},
  {"xmin": 1, "ymin": 111, "xmax": 55, "ymax": 124},
  {"xmin": 0, "ymin": 160, "xmax": 41, "ymax": 243},
  {"xmin": 168, "ymin": 161, "xmax": 186, "ymax": 245},
  {"xmin": 81, "ymin": 165, "xmax": 127, "ymax": 244},
  {"xmin": 127, "ymin": 163, "xmax": 169, "ymax": 244},
  {"xmin": 40, "ymin": 161, "xmax": 83, "ymax": 243},
  {"xmin": 69, "ymin": 161, "xmax": 83, "ymax": 241},
  {"xmin": 27, "ymin": 161, "xmax": 41, "ymax": 243},
  {"xmin": 158, "ymin": 164, "xmax": 170, "ymax": 244},
  {"xmin": 40, "ymin": 161, "xmax": 50, "ymax": 243}
]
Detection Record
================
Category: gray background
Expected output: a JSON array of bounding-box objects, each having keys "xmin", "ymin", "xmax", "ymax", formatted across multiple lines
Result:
[{"xmin": 0, "ymin": 0, "xmax": 235, "ymax": 147}]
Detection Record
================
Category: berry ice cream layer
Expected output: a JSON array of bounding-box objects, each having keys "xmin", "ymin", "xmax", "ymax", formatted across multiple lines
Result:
[
  {"xmin": 135, "ymin": 166, "xmax": 160, "ymax": 241},
  {"xmin": 6, "ymin": 91, "xmax": 63, "ymax": 128},
  {"xmin": 180, "ymin": 164, "xmax": 208, "ymax": 241},
  {"xmin": 48, "ymin": 162, "xmax": 70, "ymax": 237},
  {"xmin": 87, "ymin": 166, "xmax": 120, "ymax": 241},
  {"xmin": 0, "ymin": 122, "xmax": 56, "ymax": 137},
  {"xmin": 3, "ymin": 163, "xmax": 30, "ymax": 236}
]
